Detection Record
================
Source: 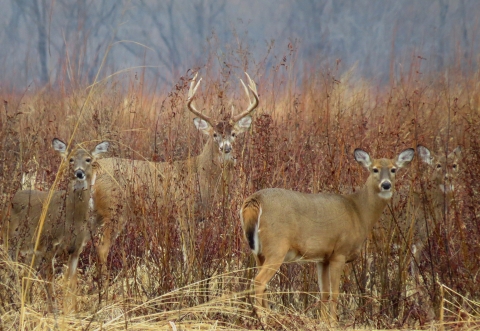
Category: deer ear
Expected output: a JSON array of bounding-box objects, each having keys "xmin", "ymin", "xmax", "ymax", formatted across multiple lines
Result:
[
  {"xmin": 417, "ymin": 145, "xmax": 432, "ymax": 165},
  {"xmin": 234, "ymin": 116, "xmax": 252, "ymax": 133},
  {"xmin": 450, "ymin": 146, "xmax": 462, "ymax": 160},
  {"xmin": 354, "ymin": 149, "xmax": 371, "ymax": 168},
  {"xmin": 193, "ymin": 118, "xmax": 211, "ymax": 135},
  {"xmin": 52, "ymin": 138, "xmax": 68, "ymax": 157},
  {"xmin": 396, "ymin": 148, "xmax": 415, "ymax": 168},
  {"xmin": 93, "ymin": 141, "xmax": 109, "ymax": 156}
]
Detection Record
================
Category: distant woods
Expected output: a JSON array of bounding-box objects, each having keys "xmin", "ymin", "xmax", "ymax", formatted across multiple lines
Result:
[{"xmin": 0, "ymin": 0, "xmax": 477, "ymax": 89}]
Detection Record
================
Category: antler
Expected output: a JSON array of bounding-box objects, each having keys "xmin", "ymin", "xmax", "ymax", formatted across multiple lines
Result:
[
  {"xmin": 231, "ymin": 72, "xmax": 259, "ymax": 123},
  {"xmin": 187, "ymin": 73, "xmax": 211, "ymax": 123}
]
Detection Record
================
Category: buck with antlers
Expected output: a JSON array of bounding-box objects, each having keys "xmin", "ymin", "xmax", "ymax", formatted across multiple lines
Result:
[
  {"xmin": 92, "ymin": 72, "xmax": 259, "ymax": 272},
  {"xmin": 1, "ymin": 139, "xmax": 109, "ymax": 310},
  {"xmin": 240, "ymin": 147, "xmax": 415, "ymax": 323}
]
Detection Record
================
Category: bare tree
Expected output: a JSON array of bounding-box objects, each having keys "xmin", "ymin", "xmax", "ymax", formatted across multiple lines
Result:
[
  {"xmin": 15, "ymin": 0, "xmax": 50, "ymax": 84},
  {"xmin": 121, "ymin": 0, "xmax": 227, "ymax": 83}
]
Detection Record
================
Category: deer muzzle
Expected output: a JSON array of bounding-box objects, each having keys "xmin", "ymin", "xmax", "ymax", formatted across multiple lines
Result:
[
  {"xmin": 220, "ymin": 142, "xmax": 232, "ymax": 154},
  {"xmin": 378, "ymin": 179, "xmax": 393, "ymax": 199},
  {"xmin": 380, "ymin": 180, "xmax": 392, "ymax": 191},
  {"xmin": 75, "ymin": 169, "xmax": 86, "ymax": 180}
]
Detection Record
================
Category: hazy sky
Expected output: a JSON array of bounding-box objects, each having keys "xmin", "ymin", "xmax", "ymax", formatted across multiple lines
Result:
[{"xmin": 1, "ymin": 0, "xmax": 477, "ymax": 89}]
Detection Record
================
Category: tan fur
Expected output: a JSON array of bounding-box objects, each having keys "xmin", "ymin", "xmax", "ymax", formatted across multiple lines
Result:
[
  {"xmin": 241, "ymin": 148, "xmax": 415, "ymax": 323},
  {"xmin": 1, "ymin": 139, "xmax": 108, "ymax": 310},
  {"xmin": 401, "ymin": 145, "xmax": 461, "ymax": 277},
  {"xmin": 90, "ymin": 73, "xmax": 259, "ymax": 272}
]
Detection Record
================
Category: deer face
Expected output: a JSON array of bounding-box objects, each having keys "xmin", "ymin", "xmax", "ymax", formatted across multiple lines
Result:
[
  {"xmin": 194, "ymin": 116, "xmax": 252, "ymax": 160},
  {"xmin": 52, "ymin": 139, "xmax": 109, "ymax": 189},
  {"xmin": 354, "ymin": 148, "xmax": 415, "ymax": 199},
  {"xmin": 418, "ymin": 145, "xmax": 461, "ymax": 193},
  {"xmin": 187, "ymin": 72, "xmax": 259, "ymax": 162}
]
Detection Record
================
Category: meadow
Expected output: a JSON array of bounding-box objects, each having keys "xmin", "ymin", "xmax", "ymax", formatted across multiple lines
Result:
[{"xmin": 0, "ymin": 52, "xmax": 479, "ymax": 330}]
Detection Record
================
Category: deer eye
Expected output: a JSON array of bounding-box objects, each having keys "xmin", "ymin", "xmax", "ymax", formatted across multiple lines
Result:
[
  {"xmin": 86, "ymin": 158, "xmax": 91, "ymax": 163},
  {"xmin": 391, "ymin": 168, "xmax": 396, "ymax": 174},
  {"xmin": 436, "ymin": 164, "xmax": 442, "ymax": 169},
  {"xmin": 231, "ymin": 132, "xmax": 236, "ymax": 138},
  {"xmin": 452, "ymin": 164, "xmax": 457, "ymax": 169},
  {"xmin": 69, "ymin": 158, "xmax": 74, "ymax": 164},
  {"xmin": 373, "ymin": 168, "xmax": 379, "ymax": 173}
]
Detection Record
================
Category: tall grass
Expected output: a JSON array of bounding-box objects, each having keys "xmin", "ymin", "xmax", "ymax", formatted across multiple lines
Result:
[{"xmin": 0, "ymin": 46, "xmax": 479, "ymax": 330}]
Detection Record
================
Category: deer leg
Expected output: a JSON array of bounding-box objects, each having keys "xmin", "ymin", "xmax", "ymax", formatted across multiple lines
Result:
[
  {"xmin": 326, "ymin": 256, "xmax": 346, "ymax": 324},
  {"xmin": 63, "ymin": 249, "xmax": 82, "ymax": 313},
  {"xmin": 316, "ymin": 261, "xmax": 331, "ymax": 319},
  {"xmin": 96, "ymin": 239, "xmax": 110, "ymax": 290},
  {"xmin": 253, "ymin": 254, "xmax": 284, "ymax": 309},
  {"xmin": 96, "ymin": 217, "xmax": 120, "ymax": 293},
  {"xmin": 411, "ymin": 240, "xmax": 424, "ymax": 285},
  {"xmin": 43, "ymin": 252, "xmax": 56, "ymax": 313},
  {"xmin": 97, "ymin": 224, "xmax": 112, "ymax": 268},
  {"xmin": 66, "ymin": 249, "xmax": 81, "ymax": 291},
  {"xmin": 254, "ymin": 253, "xmax": 265, "ymax": 268}
]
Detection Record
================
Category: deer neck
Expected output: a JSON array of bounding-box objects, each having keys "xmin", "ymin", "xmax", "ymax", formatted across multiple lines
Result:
[
  {"xmin": 348, "ymin": 175, "xmax": 390, "ymax": 234},
  {"xmin": 66, "ymin": 177, "xmax": 92, "ymax": 222},
  {"xmin": 431, "ymin": 185, "xmax": 454, "ymax": 202},
  {"xmin": 197, "ymin": 138, "xmax": 234, "ymax": 177}
]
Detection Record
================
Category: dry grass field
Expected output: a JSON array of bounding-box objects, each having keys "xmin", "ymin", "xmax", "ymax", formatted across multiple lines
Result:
[{"xmin": 0, "ymin": 51, "xmax": 479, "ymax": 330}]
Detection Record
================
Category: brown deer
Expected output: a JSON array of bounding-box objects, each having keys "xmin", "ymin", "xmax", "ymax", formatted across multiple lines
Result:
[
  {"xmin": 240, "ymin": 148, "xmax": 415, "ymax": 323},
  {"xmin": 403, "ymin": 145, "xmax": 462, "ymax": 278},
  {"xmin": 92, "ymin": 72, "xmax": 259, "ymax": 273},
  {"xmin": 1, "ymin": 139, "xmax": 109, "ymax": 309}
]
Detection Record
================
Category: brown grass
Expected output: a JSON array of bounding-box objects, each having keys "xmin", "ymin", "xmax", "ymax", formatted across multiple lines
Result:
[{"xmin": 0, "ymin": 47, "xmax": 479, "ymax": 330}]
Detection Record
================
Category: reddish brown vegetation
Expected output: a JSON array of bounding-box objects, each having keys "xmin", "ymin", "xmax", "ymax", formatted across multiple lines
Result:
[{"xmin": 0, "ymin": 52, "xmax": 479, "ymax": 329}]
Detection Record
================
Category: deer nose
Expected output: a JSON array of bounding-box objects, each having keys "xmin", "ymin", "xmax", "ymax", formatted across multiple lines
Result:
[
  {"xmin": 75, "ymin": 169, "xmax": 86, "ymax": 180},
  {"xmin": 381, "ymin": 181, "xmax": 391, "ymax": 190},
  {"xmin": 222, "ymin": 145, "xmax": 232, "ymax": 154}
]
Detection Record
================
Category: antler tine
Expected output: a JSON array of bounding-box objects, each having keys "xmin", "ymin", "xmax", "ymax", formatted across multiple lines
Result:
[
  {"xmin": 232, "ymin": 72, "xmax": 259, "ymax": 122},
  {"xmin": 240, "ymin": 77, "xmax": 251, "ymax": 105},
  {"xmin": 187, "ymin": 73, "xmax": 211, "ymax": 123}
]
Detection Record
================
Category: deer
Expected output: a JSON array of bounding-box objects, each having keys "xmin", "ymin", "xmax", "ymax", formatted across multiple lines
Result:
[
  {"xmin": 1, "ymin": 138, "xmax": 109, "ymax": 309},
  {"xmin": 400, "ymin": 145, "xmax": 462, "ymax": 281},
  {"xmin": 91, "ymin": 72, "xmax": 259, "ymax": 276},
  {"xmin": 240, "ymin": 147, "xmax": 415, "ymax": 323}
]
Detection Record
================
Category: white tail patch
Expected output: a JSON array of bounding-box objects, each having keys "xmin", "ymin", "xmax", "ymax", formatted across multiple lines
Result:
[{"xmin": 253, "ymin": 206, "xmax": 262, "ymax": 256}]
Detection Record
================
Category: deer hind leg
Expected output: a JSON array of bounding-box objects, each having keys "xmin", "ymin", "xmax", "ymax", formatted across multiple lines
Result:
[
  {"xmin": 97, "ymin": 219, "xmax": 112, "ymax": 264},
  {"xmin": 253, "ymin": 253, "xmax": 285, "ymax": 310},
  {"xmin": 96, "ymin": 224, "xmax": 112, "ymax": 283},
  {"xmin": 96, "ymin": 214, "xmax": 124, "ymax": 291}
]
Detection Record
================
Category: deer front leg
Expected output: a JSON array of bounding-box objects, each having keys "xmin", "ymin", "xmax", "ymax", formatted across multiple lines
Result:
[
  {"xmin": 316, "ymin": 261, "xmax": 331, "ymax": 320},
  {"xmin": 326, "ymin": 256, "xmax": 346, "ymax": 325},
  {"xmin": 42, "ymin": 251, "xmax": 57, "ymax": 313},
  {"xmin": 63, "ymin": 249, "xmax": 82, "ymax": 312}
]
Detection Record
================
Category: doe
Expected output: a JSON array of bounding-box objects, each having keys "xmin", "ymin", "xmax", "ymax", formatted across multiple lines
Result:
[
  {"xmin": 240, "ymin": 147, "xmax": 415, "ymax": 322},
  {"xmin": 2, "ymin": 138, "xmax": 108, "ymax": 309},
  {"xmin": 405, "ymin": 144, "xmax": 461, "ymax": 277}
]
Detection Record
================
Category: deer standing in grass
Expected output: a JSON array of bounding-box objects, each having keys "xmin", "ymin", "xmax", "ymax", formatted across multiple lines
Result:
[
  {"xmin": 92, "ymin": 72, "xmax": 259, "ymax": 274},
  {"xmin": 1, "ymin": 139, "xmax": 109, "ymax": 309},
  {"xmin": 240, "ymin": 147, "xmax": 415, "ymax": 322},
  {"xmin": 403, "ymin": 145, "xmax": 461, "ymax": 279}
]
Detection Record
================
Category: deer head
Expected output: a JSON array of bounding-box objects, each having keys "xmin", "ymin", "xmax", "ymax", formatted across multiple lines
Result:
[
  {"xmin": 187, "ymin": 72, "xmax": 259, "ymax": 162},
  {"xmin": 417, "ymin": 144, "xmax": 461, "ymax": 193}
]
